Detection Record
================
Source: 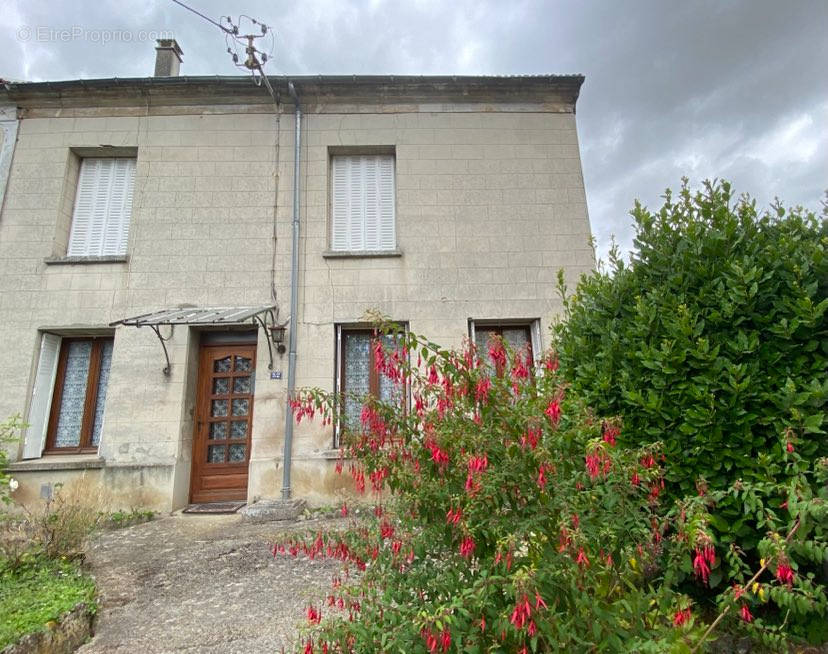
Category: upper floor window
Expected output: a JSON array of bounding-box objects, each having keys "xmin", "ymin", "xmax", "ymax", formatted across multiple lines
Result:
[
  {"xmin": 331, "ymin": 154, "xmax": 396, "ymax": 252},
  {"xmin": 67, "ymin": 157, "xmax": 135, "ymax": 257}
]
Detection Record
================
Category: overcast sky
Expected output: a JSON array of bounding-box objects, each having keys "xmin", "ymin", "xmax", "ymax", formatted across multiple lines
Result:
[{"xmin": 2, "ymin": 0, "xmax": 826, "ymax": 261}]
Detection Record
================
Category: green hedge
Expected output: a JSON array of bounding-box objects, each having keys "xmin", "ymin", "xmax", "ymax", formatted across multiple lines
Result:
[{"xmin": 553, "ymin": 179, "xmax": 827, "ymax": 554}]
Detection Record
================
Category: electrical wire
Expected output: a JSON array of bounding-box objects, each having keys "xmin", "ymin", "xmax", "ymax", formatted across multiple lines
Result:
[{"xmin": 169, "ymin": 0, "xmax": 234, "ymax": 35}]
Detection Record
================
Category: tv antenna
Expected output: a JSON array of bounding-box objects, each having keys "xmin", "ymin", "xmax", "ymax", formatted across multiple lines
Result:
[{"xmin": 170, "ymin": 1, "xmax": 278, "ymax": 102}]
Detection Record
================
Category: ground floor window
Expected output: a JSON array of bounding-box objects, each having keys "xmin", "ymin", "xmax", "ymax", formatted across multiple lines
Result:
[
  {"xmin": 24, "ymin": 333, "xmax": 114, "ymax": 458},
  {"xmin": 335, "ymin": 325, "xmax": 405, "ymax": 445},
  {"xmin": 469, "ymin": 319, "xmax": 541, "ymax": 369},
  {"xmin": 46, "ymin": 337, "xmax": 113, "ymax": 452}
]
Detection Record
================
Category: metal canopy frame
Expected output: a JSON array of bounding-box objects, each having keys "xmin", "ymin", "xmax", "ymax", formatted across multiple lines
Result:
[{"xmin": 110, "ymin": 305, "xmax": 279, "ymax": 375}]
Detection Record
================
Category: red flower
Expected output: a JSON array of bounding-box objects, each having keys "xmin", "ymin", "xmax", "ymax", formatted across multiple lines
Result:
[
  {"xmin": 692, "ymin": 548, "xmax": 711, "ymax": 585},
  {"xmin": 440, "ymin": 629, "xmax": 451, "ymax": 652},
  {"xmin": 535, "ymin": 591, "xmax": 547, "ymax": 610},
  {"xmin": 575, "ymin": 547, "xmax": 590, "ymax": 568},
  {"xmin": 602, "ymin": 421, "xmax": 620, "ymax": 446},
  {"xmin": 786, "ymin": 440, "xmax": 794, "ymax": 453},
  {"xmin": 509, "ymin": 594, "xmax": 532, "ymax": 630},
  {"xmin": 740, "ymin": 604, "xmax": 753, "ymax": 623},
  {"xmin": 537, "ymin": 465, "xmax": 547, "ymax": 489},
  {"xmin": 776, "ymin": 562, "xmax": 795, "ymax": 586},
  {"xmin": 459, "ymin": 536, "xmax": 476, "ymax": 558},
  {"xmin": 545, "ymin": 399, "xmax": 561, "ymax": 425},
  {"xmin": 306, "ymin": 605, "xmax": 321, "ymax": 624},
  {"xmin": 673, "ymin": 607, "xmax": 691, "ymax": 626},
  {"xmin": 475, "ymin": 376, "xmax": 492, "ymax": 404},
  {"xmin": 340, "ymin": 503, "xmax": 348, "ymax": 517}
]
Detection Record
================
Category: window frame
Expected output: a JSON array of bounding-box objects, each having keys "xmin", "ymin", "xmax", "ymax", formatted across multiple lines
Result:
[
  {"xmin": 469, "ymin": 319, "xmax": 542, "ymax": 367},
  {"xmin": 334, "ymin": 323, "xmax": 408, "ymax": 448},
  {"xmin": 329, "ymin": 150, "xmax": 397, "ymax": 253},
  {"xmin": 44, "ymin": 336, "xmax": 113, "ymax": 454},
  {"xmin": 66, "ymin": 156, "xmax": 136, "ymax": 258}
]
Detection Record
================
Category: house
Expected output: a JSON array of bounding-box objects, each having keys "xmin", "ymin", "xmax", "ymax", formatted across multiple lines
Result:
[{"xmin": 0, "ymin": 41, "xmax": 594, "ymax": 513}]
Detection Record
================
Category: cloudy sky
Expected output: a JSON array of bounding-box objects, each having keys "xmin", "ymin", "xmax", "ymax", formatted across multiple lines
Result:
[{"xmin": 2, "ymin": 0, "xmax": 826, "ymax": 260}]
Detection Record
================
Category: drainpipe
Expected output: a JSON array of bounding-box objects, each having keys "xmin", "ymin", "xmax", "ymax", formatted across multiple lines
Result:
[{"xmin": 281, "ymin": 81, "xmax": 301, "ymax": 500}]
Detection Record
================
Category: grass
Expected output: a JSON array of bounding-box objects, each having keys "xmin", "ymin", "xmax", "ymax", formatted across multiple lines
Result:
[{"xmin": 0, "ymin": 556, "xmax": 95, "ymax": 649}]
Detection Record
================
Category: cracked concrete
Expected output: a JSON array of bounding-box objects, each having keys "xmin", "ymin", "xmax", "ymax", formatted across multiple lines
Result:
[{"xmin": 78, "ymin": 513, "xmax": 344, "ymax": 654}]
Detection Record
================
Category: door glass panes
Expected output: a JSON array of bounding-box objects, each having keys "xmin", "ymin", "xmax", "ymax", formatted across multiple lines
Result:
[
  {"xmin": 207, "ymin": 445, "xmax": 225, "ymax": 463},
  {"xmin": 234, "ymin": 356, "xmax": 252, "ymax": 372},
  {"xmin": 231, "ymin": 399, "xmax": 249, "ymax": 416},
  {"xmin": 90, "ymin": 339, "xmax": 113, "ymax": 446},
  {"xmin": 54, "ymin": 341, "xmax": 92, "ymax": 447},
  {"xmin": 202, "ymin": 348, "xmax": 255, "ymax": 467},
  {"xmin": 228, "ymin": 444, "xmax": 246, "ymax": 462},
  {"xmin": 343, "ymin": 332, "xmax": 371, "ymax": 430},
  {"xmin": 233, "ymin": 376, "xmax": 251, "ymax": 394}
]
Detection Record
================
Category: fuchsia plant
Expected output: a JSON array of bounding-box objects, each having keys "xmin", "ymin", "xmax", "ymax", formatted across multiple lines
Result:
[{"xmin": 279, "ymin": 323, "xmax": 826, "ymax": 652}]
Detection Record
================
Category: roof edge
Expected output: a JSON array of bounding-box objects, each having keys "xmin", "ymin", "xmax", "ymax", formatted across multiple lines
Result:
[{"xmin": 1, "ymin": 74, "xmax": 585, "ymax": 110}]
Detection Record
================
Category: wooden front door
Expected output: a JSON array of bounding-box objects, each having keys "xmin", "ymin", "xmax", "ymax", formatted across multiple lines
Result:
[{"xmin": 190, "ymin": 345, "xmax": 256, "ymax": 503}]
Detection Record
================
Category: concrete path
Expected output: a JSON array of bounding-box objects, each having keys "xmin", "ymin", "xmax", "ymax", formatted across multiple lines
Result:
[{"xmin": 78, "ymin": 513, "xmax": 343, "ymax": 654}]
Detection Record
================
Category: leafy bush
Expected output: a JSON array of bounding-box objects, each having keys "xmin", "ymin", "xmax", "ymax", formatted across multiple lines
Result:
[
  {"xmin": 552, "ymin": 181, "xmax": 827, "ymax": 580},
  {"xmin": 279, "ymin": 325, "xmax": 824, "ymax": 652}
]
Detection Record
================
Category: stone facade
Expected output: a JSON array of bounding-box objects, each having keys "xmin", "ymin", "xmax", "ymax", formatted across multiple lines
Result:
[{"xmin": 0, "ymin": 76, "xmax": 593, "ymax": 511}]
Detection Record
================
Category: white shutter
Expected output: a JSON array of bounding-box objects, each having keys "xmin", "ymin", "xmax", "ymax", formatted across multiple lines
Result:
[
  {"xmin": 68, "ymin": 158, "xmax": 135, "ymax": 257},
  {"xmin": 364, "ymin": 157, "xmax": 379, "ymax": 249},
  {"xmin": 331, "ymin": 157, "xmax": 349, "ymax": 250},
  {"xmin": 330, "ymin": 154, "xmax": 396, "ymax": 251},
  {"xmin": 23, "ymin": 333, "xmax": 61, "ymax": 459},
  {"xmin": 348, "ymin": 157, "xmax": 364, "ymax": 250},
  {"xmin": 377, "ymin": 155, "xmax": 396, "ymax": 250},
  {"xmin": 102, "ymin": 158, "xmax": 134, "ymax": 255},
  {"xmin": 67, "ymin": 159, "xmax": 99, "ymax": 256}
]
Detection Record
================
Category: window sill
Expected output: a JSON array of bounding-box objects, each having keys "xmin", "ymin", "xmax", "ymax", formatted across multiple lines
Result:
[
  {"xmin": 7, "ymin": 456, "xmax": 105, "ymax": 472},
  {"xmin": 44, "ymin": 255, "xmax": 128, "ymax": 266},
  {"xmin": 322, "ymin": 249, "xmax": 403, "ymax": 259}
]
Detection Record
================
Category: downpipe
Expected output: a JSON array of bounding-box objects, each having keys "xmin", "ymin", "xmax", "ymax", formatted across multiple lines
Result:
[{"xmin": 281, "ymin": 81, "xmax": 301, "ymax": 500}]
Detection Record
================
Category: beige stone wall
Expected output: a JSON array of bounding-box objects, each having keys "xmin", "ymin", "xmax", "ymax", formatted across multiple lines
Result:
[{"xmin": 0, "ymin": 98, "xmax": 593, "ymax": 510}]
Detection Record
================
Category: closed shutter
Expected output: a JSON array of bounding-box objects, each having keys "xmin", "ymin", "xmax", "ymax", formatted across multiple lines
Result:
[
  {"xmin": 23, "ymin": 333, "xmax": 62, "ymax": 459},
  {"xmin": 331, "ymin": 154, "xmax": 395, "ymax": 251},
  {"xmin": 102, "ymin": 158, "xmax": 135, "ymax": 255},
  {"xmin": 377, "ymin": 156, "xmax": 396, "ymax": 250},
  {"xmin": 67, "ymin": 158, "xmax": 135, "ymax": 257},
  {"xmin": 331, "ymin": 158, "xmax": 349, "ymax": 251}
]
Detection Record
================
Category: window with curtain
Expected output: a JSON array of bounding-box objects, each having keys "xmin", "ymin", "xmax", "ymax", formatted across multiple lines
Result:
[
  {"xmin": 331, "ymin": 154, "xmax": 396, "ymax": 251},
  {"xmin": 470, "ymin": 320, "xmax": 540, "ymax": 373},
  {"xmin": 45, "ymin": 337, "xmax": 114, "ymax": 452},
  {"xmin": 337, "ymin": 328, "xmax": 405, "ymax": 440},
  {"xmin": 67, "ymin": 157, "xmax": 135, "ymax": 257}
]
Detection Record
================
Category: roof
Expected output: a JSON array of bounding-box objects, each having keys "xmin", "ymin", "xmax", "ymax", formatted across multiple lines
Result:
[
  {"xmin": 110, "ymin": 305, "xmax": 276, "ymax": 327},
  {"xmin": 1, "ymin": 74, "xmax": 585, "ymax": 110}
]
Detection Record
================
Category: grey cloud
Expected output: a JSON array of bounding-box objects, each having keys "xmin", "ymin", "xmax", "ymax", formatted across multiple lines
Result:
[{"xmin": 1, "ymin": 0, "xmax": 825, "ymax": 262}]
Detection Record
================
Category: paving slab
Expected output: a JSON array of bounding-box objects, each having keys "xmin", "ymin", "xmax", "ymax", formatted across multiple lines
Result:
[{"xmin": 77, "ymin": 513, "xmax": 343, "ymax": 654}]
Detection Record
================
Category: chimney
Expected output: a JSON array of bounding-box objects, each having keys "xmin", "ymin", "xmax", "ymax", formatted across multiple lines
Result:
[{"xmin": 154, "ymin": 39, "xmax": 183, "ymax": 77}]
